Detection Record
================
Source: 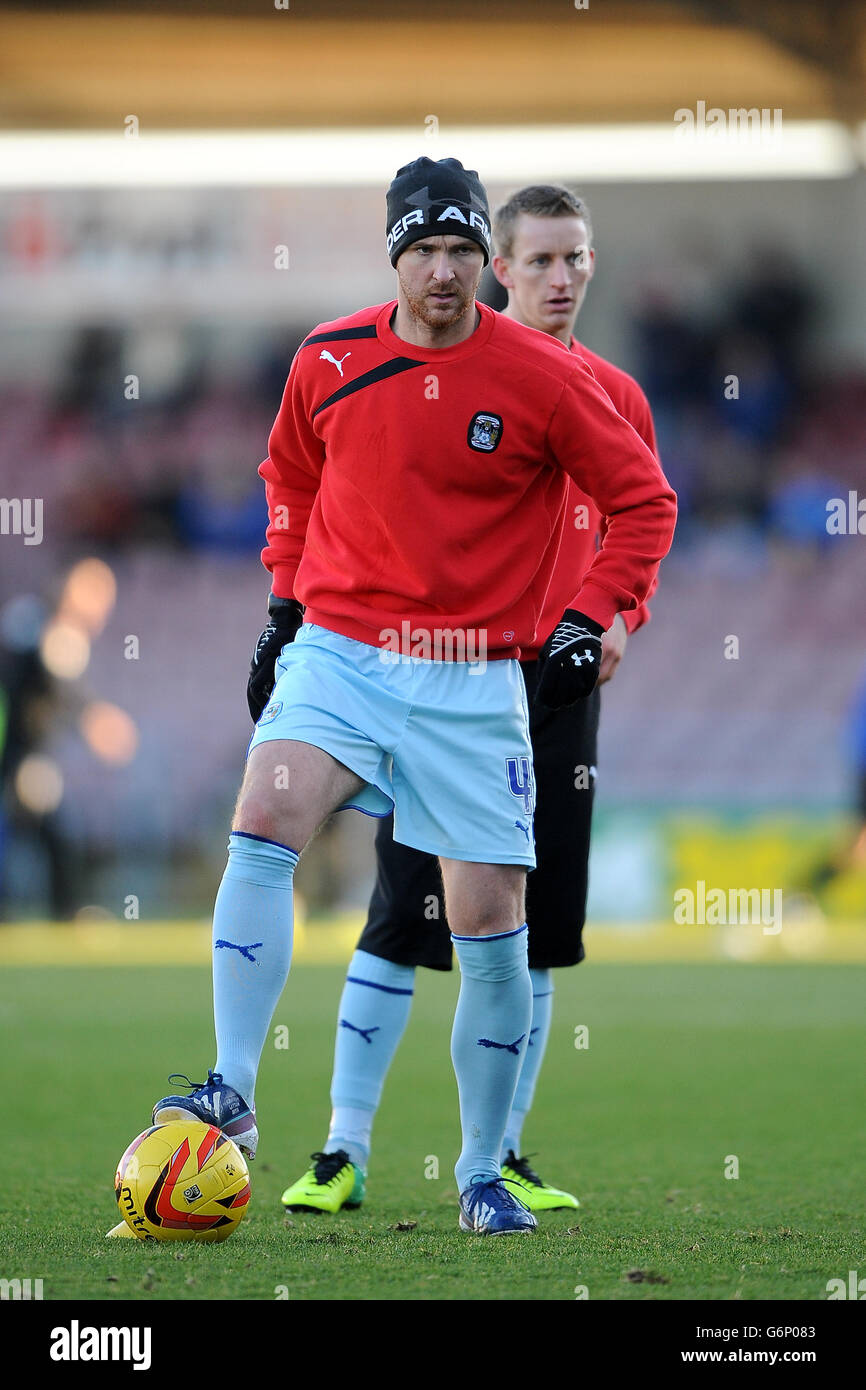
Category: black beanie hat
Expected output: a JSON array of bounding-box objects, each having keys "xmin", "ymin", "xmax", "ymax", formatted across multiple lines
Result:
[{"xmin": 386, "ymin": 156, "xmax": 491, "ymax": 266}]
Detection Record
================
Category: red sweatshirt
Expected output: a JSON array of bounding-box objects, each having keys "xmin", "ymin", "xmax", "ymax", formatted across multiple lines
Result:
[
  {"xmin": 259, "ymin": 300, "xmax": 676, "ymax": 661},
  {"xmin": 528, "ymin": 336, "xmax": 660, "ymax": 659}
]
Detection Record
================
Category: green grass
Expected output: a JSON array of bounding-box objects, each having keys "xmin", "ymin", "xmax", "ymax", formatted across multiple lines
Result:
[{"xmin": 2, "ymin": 962, "xmax": 864, "ymax": 1301}]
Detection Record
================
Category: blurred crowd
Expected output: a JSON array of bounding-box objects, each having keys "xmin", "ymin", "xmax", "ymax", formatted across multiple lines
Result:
[
  {"xmin": 629, "ymin": 248, "xmax": 866, "ymax": 557},
  {"xmin": 2, "ymin": 235, "xmax": 865, "ymax": 921},
  {"xmin": 3, "ymin": 248, "xmax": 864, "ymax": 567}
]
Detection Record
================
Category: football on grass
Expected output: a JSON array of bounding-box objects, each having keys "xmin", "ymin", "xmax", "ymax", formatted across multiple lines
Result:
[{"xmin": 114, "ymin": 1119, "xmax": 250, "ymax": 1242}]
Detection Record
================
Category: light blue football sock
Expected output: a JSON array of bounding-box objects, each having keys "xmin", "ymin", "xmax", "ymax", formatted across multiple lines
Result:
[
  {"xmin": 212, "ymin": 830, "xmax": 298, "ymax": 1108},
  {"xmin": 502, "ymin": 968, "xmax": 554, "ymax": 1159},
  {"xmin": 327, "ymin": 949, "xmax": 415, "ymax": 1169},
  {"xmin": 451, "ymin": 925, "xmax": 532, "ymax": 1193}
]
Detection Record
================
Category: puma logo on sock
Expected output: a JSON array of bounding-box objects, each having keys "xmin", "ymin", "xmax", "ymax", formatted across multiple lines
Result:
[
  {"xmin": 340, "ymin": 1019, "xmax": 380, "ymax": 1045},
  {"xmin": 215, "ymin": 939, "xmax": 263, "ymax": 963},
  {"xmin": 477, "ymin": 1033, "xmax": 526, "ymax": 1056}
]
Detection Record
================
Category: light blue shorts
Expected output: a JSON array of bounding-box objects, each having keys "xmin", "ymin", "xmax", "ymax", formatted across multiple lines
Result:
[{"xmin": 247, "ymin": 623, "xmax": 535, "ymax": 866}]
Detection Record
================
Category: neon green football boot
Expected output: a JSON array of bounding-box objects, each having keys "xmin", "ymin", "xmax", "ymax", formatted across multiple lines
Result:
[
  {"xmin": 501, "ymin": 1150, "xmax": 579, "ymax": 1212},
  {"xmin": 280, "ymin": 1149, "xmax": 366, "ymax": 1213}
]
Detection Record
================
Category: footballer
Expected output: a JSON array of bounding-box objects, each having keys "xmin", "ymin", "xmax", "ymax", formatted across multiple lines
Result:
[
  {"xmin": 151, "ymin": 158, "xmax": 676, "ymax": 1235},
  {"xmin": 280, "ymin": 184, "xmax": 664, "ymax": 1218}
]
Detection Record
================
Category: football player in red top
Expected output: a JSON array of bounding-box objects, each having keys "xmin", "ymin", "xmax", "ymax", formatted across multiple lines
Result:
[
  {"xmin": 154, "ymin": 161, "xmax": 675, "ymax": 1236},
  {"xmin": 278, "ymin": 184, "xmax": 668, "ymax": 1221}
]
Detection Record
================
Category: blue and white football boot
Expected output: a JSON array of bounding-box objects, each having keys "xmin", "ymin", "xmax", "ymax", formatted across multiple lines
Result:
[
  {"xmin": 151, "ymin": 1070, "xmax": 259, "ymax": 1160},
  {"xmin": 458, "ymin": 1178, "xmax": 538, "ymax": 1235}
]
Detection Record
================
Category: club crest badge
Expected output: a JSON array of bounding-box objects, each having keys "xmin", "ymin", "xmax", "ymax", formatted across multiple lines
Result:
[
  {"xmin": 467, "ymin": 411, "xmax": 503, "ymax": 453},
  {"xmin": 258, "ymin": 700, "xmax": 283, "ymax": 726}
]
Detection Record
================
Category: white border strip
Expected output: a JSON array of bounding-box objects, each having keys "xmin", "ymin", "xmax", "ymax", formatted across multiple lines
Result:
[{"xmin": 0, "ymin": 122, "xmax": 856, "ymax": 188}]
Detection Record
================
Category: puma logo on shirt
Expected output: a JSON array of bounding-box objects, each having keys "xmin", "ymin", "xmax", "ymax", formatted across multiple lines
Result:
[{"xmin": 320, "ymin": 350, "xmax": 352, "ymax": 377}]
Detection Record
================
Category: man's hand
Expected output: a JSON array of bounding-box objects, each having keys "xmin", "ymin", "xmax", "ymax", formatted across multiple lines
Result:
[
  {"xmin": 247, "ymin": 595, "xmax": 305, "ymax": 723},
  {"xmin": 535, "ymin": 609, "xmax": 605, "ymax": 708},
  {"xmin": 598, "ymin": 613, "xmax": 628, "ymax": 686}
]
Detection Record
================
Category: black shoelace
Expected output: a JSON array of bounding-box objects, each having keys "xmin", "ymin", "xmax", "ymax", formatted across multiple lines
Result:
[
  {"xmin": 470, "ymin": 1178, "xmax": 528, "ymax": 1211},
  {"xmin": 504, "ymin": 1151, "xmax": 544, "ymax": 1187},
  {"xmin": 166, "ymin": 1069, "xmax": 222, "ymax": 1093},
  {"xmin": 310, "ymin": 1150, "xmax": 351, "ymax": 1185}
]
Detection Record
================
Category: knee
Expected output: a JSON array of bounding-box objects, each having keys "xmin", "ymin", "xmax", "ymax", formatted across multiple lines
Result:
[
  {"xmin": 449, "ymin": 897, "xmax": 524, "ymax": 938},
  {"xmin": 232, "ymin": 785, "xmax": 297, "ymax": 847}
]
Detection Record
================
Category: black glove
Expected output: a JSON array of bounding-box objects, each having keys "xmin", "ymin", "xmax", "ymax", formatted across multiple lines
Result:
[
  {"xmin": 535, "ymin": 608, "xmax": 605, "ymax": 708},
  {"xmin": 247, "ymin": 594, "xmax": 305, "ymax": 723}
]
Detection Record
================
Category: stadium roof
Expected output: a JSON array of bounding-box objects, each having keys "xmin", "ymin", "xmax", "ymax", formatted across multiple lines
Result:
[{"xmin": 0, "ymin": 0, "xmax": 863, "ymax": 131}]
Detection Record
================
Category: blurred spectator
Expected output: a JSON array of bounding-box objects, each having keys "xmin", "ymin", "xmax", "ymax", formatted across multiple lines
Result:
[
  {"xmin": 0, "ymin": 595, "xmax": 77, "ymax": 918},
  {"xmin": 730, "ymin": 245, "xmax": 815, "ymax": 389},
  {"xmin": 806, "ymin": 661, "xmax": 866, "ymax": 896},
  {"xmin": 714, "ymin": 333, "xmax": 793, "ymax": 447},
  {"xmin": 767, "ymin": 455, "xmax": 843, "ymax": 554}
]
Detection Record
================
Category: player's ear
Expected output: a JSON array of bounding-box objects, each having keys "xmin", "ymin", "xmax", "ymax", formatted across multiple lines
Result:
[
  {"xmin": 491, "ymin": 255, "xmax": 514, "ymax": 290},
  {"xmin": 585, "ymin": 247, "xmax": 596, "ymax": 281}
]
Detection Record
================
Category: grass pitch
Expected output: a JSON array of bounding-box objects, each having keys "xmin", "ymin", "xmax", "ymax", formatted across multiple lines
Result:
[{"xmin": 3, "ymin": 960, "xmax": 863, "ymax": 1301}]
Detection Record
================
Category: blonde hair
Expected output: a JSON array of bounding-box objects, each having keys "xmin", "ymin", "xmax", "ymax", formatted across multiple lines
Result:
[{"xmin": 494, "ymin": 185, "xmax": 593, "ymax": 259}]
